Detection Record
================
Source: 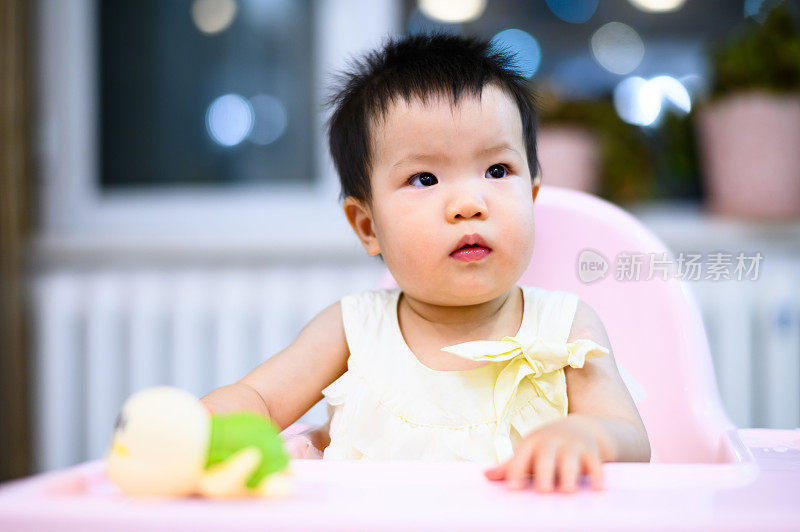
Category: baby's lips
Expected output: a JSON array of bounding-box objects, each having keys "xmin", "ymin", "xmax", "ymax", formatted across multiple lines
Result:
[{"xmin": 450, "ymin": 233, "xmax": 492, "ymax": 254}]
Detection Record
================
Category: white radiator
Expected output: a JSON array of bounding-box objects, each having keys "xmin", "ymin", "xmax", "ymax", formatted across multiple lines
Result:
[
  {"xmin": 692, "ymin": 256, "xmax": 800, "ymax": 431},
  {"xmin": 31, "ymin": 263, "xmax": 385, "ymax": 473},
  {"xmin": 30, "ymin": 262, "xmax": 800, "ymax": 473}
]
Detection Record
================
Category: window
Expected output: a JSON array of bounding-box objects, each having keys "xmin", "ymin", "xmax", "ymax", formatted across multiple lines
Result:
[
  {"xmin": 99, "ymin": 0, "xmax": 315, "ymax": 189},
  {"xmin": 35, "ymin": 0, "xmax": 399, "ymax": 248}
]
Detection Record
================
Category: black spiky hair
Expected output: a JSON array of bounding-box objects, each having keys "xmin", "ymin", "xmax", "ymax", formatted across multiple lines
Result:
[{"xmin": 323, "ymin": 32, "xmax": 541, "ymax": 207}]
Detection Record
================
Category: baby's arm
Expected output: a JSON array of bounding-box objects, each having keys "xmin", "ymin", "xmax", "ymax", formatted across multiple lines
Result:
[
  {"xmin": 485, "ymin": 300, "xmax": 650, "ymax": 492},
  {"xmin": 201, "ymin": 301, "xmax": 349, "ymax": 433},
  {"xmin": 561, "ymin": 300, "xmax": 651, "ymax": 463}
]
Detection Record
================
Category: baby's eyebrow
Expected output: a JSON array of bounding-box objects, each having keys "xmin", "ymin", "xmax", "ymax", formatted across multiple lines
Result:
[{"xmin": 391, "ymin": 143, "xmax": 521, "ymax": 169}]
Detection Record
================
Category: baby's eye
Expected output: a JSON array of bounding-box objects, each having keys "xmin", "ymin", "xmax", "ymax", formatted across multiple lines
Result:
[
  {"xmin": 409, "ymin": 172, "xmax": 438, "ymax": 187},
  {"xmin": 485, "ymin": 164, "xmax": 509, "ymax": 179}
]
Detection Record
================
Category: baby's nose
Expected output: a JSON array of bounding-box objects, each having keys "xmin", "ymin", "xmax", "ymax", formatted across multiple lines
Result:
[{"xmin": 447, "ymin": 192, "xmax": 487, "ymax": 221}]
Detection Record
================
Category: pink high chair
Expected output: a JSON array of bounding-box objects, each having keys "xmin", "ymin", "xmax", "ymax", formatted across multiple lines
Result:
[{"xmin": 1, "ymin": 186, "xmax": 798, "ymax": 531}]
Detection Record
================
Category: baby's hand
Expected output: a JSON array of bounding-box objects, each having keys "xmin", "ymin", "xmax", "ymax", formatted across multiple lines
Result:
[
  {"xmin": 484, "ymin": 416, "xmax": 607, "ymax": 493},
  {"xmin": 283, "ymin": 434, "xmax": 324, "ymax": 459}
]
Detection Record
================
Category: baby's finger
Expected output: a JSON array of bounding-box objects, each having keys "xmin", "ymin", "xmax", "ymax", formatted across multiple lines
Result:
[
  {"xmin": 533, "ymin": 442, "xmax": 558, "ymax": 493},
  {"xmin": 283, "ymin": 435, "xmax": 314, "ymax": 459},
  {"xmin": 556, "ymin": 448, "xmax": 581, "ymax": 493},
  {"xmin": 581, "ymin": 451, "xmax": 604, "ymax": 490},
  {"xmin": 484, "ymin": 460, "xmax": 508, "ymax": 481},
  {"xmin": 504, "ymin": 447, "xmax": 535, "ymax": 490}
]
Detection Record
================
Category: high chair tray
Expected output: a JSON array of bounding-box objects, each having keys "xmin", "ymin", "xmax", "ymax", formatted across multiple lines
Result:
[{"xmin": 0, "ymin": 429, "xmax": 797, "ymax": 531}]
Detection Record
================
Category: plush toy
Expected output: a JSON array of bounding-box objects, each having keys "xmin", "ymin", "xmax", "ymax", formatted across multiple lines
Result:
[{"xmin": 107, "ymin": 386, "xmax": 293, "ymax": 498}]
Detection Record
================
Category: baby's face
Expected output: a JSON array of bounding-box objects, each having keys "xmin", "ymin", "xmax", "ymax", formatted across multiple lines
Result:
[{"xmin": 348, "ymin": 84, "xmax": 538, "ymax": 306}]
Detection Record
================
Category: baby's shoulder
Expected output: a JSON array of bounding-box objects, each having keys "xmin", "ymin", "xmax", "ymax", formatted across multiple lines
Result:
[
  {"xmin": 340, "ymin": 287, "xmax": 400, "ymax": 313},
  {"xmin": 519, "ymin": 284, "xmax": 580, "ymax": 306},
  {"xmin": 517, "ymin": 284, "xmax": 584, "ymax": 342},
  {"xmin": 342, "ymin": 287, "xmax": 399, "ymax": 301},
  {"xmin": 524, "ymin": 286, "xmax": 608, "ymax": 348},
  {"xmin": 339, "ymin": 288, "xmax": 400, "ymax": 333}
]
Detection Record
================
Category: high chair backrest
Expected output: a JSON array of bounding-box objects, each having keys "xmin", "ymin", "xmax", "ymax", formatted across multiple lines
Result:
[{"xmin": 379, "ymin": 185, "xmax": 735, "ymax": 463}]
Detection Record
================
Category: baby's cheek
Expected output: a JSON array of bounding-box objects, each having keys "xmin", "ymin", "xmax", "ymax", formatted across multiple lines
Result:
[
  {"xmin": 414, "ymin": 241, "xmax": 446, "ymax": 279},
  {"xmin": 382, "ymin": 233, "xmax": 439, "ymax": 280},
  {"xmin": 504, "ymin": 213, "xmax": 535, "ymax": 269},
  {"xmin": 505, "ymin": 206, "xmax": 535, "ymax": 245}
]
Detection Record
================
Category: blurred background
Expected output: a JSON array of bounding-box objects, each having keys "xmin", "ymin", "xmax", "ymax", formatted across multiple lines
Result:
[{"xmin": 2, "ymin": 0, "xmax": 799, "ymax": 480}]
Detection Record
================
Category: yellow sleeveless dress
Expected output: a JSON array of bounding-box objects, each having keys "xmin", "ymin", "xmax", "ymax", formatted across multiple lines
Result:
[{"xmin": 321, "ymin": 286, "xmax": 609, "ymax": 463}]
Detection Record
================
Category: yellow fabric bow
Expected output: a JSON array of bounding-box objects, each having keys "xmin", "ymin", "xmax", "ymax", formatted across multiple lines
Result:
[{"xmin": 441, "ymin": 335, "xmax": 609, "ymax": 462}]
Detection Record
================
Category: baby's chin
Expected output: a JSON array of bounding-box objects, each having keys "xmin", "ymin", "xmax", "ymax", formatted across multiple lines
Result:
[{"xmin": 400, "ymin": 282, "xmax": 518, "ymax": 307}]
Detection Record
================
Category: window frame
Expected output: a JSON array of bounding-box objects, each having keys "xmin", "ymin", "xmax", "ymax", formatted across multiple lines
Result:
[{"xmin": 33, "ymin": 0, "xmax": 400, "ymax": 258}]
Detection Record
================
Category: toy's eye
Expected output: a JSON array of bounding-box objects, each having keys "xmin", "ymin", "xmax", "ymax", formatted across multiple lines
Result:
[
  {"xmin": 114, "ymin": 412, "xmax": 127, "ymax": 432},
  {"xmin": 409, "ymin": 172, "xmax": 438, "ymax": 187},
  {"xmin": 486, "ymin": 164, "xmax": 509, "ymax": 179}
]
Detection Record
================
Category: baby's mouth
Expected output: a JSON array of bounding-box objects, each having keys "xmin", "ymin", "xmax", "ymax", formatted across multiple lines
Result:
[
  {"xmin": 450, "ymin": 243, "xmax": 492, "ymax": 261},
  {"xmin": 449, "ymin": 233, "xmax": 492, "ymax": 255}
]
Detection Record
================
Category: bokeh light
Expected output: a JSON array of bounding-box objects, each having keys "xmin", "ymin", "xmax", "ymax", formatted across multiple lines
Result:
[
  {"xmin": 490, "ymin": 29, "xmax": 542, "ymax": 79},
  {"xmin": 628, "ymin": 0, "xmax": 687, "ymax": 13},
  {"xmin": 205, "ymin": 94, "xmax": 254, "ymax": 147},
  {"xmin": 590, "ymin": 22, "xmax": 645, "ymax": 75},
  {"xmin": 614, "ymin": 75, "xmax": 692, "ymax": 126},
  {"xmin": 247, "ymin": 94, "xmax": 288, "ymax": 146},
  {"xmin": 545, "ymin": 0, "xmax": 599, "ymax": 24},
  {"xmin": 649, "ymin": 75, "xmax": 691, "ymax": 113},
  {"xmin": 417, "ymin": 0, "xmax": 486, "ymax": 23},
  {"xmin": 614, "ymin": 77, "xmax": 662, "ymax": 126},
  {"xmin": 407, "ymin": 7, "xmax": 461, "ymax": 36},
  {"xmin": 191, "ymin": 0, "xmax": 238, "ymax": 35}
]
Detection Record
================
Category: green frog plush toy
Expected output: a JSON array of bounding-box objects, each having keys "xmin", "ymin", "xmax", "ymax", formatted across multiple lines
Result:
[{"xmin": 107, "ymin": 386, "xmax": 292, "ymax": 498}]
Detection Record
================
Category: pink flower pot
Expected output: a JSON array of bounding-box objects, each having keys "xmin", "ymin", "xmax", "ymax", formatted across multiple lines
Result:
[
  {"xmin": 696, "ymin": 92, "xmax": 800, "ymax": 219},
  {"xmin": 537, "ymin": 126, "xmax": 600, "ymax": 193}
]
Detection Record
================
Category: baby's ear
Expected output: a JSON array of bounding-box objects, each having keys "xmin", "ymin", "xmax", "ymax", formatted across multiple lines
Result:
[{"xmin": 343, "ymin": 196, "xmax": 381, "ymax": 256}]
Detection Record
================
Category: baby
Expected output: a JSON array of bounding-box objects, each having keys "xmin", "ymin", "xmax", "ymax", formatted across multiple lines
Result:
[{"xmin": 202, "ymin": 32, "xmax": 650, "ymax": 493}]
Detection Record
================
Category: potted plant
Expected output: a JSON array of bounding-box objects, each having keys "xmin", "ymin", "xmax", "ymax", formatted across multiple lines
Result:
[
  {"xmin": 537, "ymin": 88, "xmax": 655, "ymax": 204},
  {"xmin": 695, "ymin": 1, "xmax": 800, "ymax": 219}
]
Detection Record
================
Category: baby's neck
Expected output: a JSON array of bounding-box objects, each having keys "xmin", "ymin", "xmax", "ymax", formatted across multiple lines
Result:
[{"xmin": 398, "ymin": 287, "xmax": 522, "ymax": 340}]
